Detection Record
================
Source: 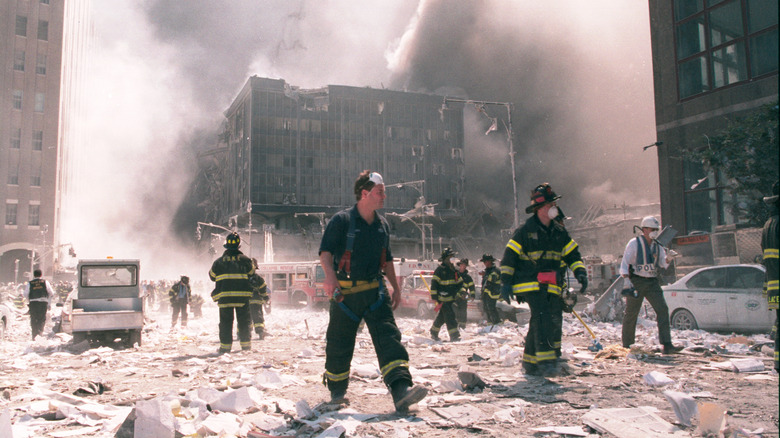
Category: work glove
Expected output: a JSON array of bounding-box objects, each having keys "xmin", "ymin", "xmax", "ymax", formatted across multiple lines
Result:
[
  {"xmin": 561, "ymin": 289, "xmax": 577, "ymax": 313},
  {"xmin": 575, "ymin": 270, "xmax": 588, "ymax": 294},
  {"xmin": 500, "ymin": 283, "xmax": 513, "ymax": 304}
]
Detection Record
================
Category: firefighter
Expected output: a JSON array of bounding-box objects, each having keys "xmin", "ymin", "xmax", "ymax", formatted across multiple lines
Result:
[
  {"xmin": 479, "ymin": 254, "xmax": 502, "ymax": 325},
  {"xmin": 430, "ymin": 247, "xmax": 464, "ymax": 342},
  {"xmin": 168, "ymin": 275, "xmax": 191, "ymax": 329},
  {"xmin": 761, "ymin": 180, "xmax": 779, "ymax": 371},
  {"xmin": 454, "ymin": 258, "xmax": 475, "ymax": 327},
  {"xmin": 209, "ymin": 232, "xmax": 254, "ymax": 354},
  {"xmin": 500, "ymin": 183, "xmax": 588, "ymax": 376},
  {"xmin": 190, "ymin": 293, "xmax": 204, "ymax": 318},
  {"xmin": 249, "ymin": 258, "xmax": 270, "ymax": 340},
  {"xmin": 23, "ymin": 269, "xmax": 54, "ymax": 340},
  {"xmin": 319, "ymin": 170, "xmax": 427, "ymax": 413},
  {"xmin": 619, "ymin": 216, "xmax": 682, "ymax": 354}
]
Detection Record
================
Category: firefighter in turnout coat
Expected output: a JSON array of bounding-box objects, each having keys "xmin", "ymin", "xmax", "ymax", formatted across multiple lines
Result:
[
  {"xmin": 500, "ymin": 183, "xmax": 587, "ymax": 376},
  {"xmin": 480, "ymin": 254, "xmax": 502, "ymax": 325},
  {"xmin": 249, "ymin": 258, "xmax": 270, "ymax": 340},
  {"xmin": 168, "ymin": 275, "xmax": 191, "ymax": 329},
  {"xmin": 430, "ymin": 247, "xmax": 464, "ymax": 342},
  {"xmin": 761, "ymin": 180, "xmax": 779, "ymax": 371},
  {"xmin": 454, "ymin": 258, "xmax": 475, "ymax": 327},
  {"xmin": 209, "ymin": 232, "xmax": 255, "ymax": 354}
]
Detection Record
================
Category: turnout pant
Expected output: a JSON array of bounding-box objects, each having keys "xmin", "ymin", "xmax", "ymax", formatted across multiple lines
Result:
[
  {"xmin": 482, "ymin": 295, "xmax": 501, "ymax": 324},
  {"xmin": 324, "ymin": 287, "xmax": 412, "ymax": 394},
  {"xmin": 431, "ymin": 301, "xmax": 459, "ymax": 339},
  {"xmin": 218, "ymin": 303, "xmax": 251, "ymax": 352},
  {"xmin": 171, "ymin": 299, "xmax": 188, "ymax": 327},
  {"xmin": 549, "ymin": 295, "xmax": 564, "ymax": 357},
  {"xmin": 249, "ymin": 302, "xmax": 265, "ymax": 334},
  {"xmin": 453, "ymin": 297, "xmax": 468, "ymax": 327},
  {"xmin": 29, "ymin": 301, "xmax": 48, "ymax": 339},
  {"xmin": 622, "ymin": 275, "xmax": 671, "ymax": 347},
  {"xmin": 522, "ymin": 291, "xmax": 556, "ymax": 370}
]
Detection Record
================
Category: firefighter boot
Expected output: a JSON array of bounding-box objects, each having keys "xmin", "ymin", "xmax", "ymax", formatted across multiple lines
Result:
[
  {"xmin": 430, "ymin": 328, "xmax": 440, "ymax": 341},
  {"xmin": 663, "ymin": 343, "xmax": 683, "ymax": 354},
  {"xmin": 256, "ymin": 329, "xmax": 265, "ymax": 340},
  {"xmin": 390, "ymin": 381, "xmax": 428, "ymax": 413}
]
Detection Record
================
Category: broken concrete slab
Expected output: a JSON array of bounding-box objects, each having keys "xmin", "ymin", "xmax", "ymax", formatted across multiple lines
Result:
[
  {"xmin": 581, "ymin": 406, "xmax": 688, "ymax": 437},
  {"xmin": 430, "ymin": 404, "xmax": 486, "ymax": 427},
  {"xmin": 663, "ymin": 390, "xmax": 698, "ymax": 426}
]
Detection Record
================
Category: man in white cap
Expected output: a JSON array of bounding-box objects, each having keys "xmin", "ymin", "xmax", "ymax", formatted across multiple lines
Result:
[
  {"xmin": 619, "ymin": 216, "xmax": 681, "ymax": 354},
  {"xmin": 319, "ymin": 169, "xmax": 427, "ymax": 413}
]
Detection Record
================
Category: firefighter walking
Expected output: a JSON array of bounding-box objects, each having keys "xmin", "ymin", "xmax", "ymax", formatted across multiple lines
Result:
[
  {"xmin": 761, "ymin": 180, "xmax": 779, "ymax": 371},
  {"xmin": 168, "ymin": 275, "xmax": 191, "ymax": 329},
  {"xmin": 319, "ymin": 170, "xmax": 427, "ymax": 413},
  {"xmin": 249, "ymin": 259, "xmax": 270, "ymax": 340},
  {"xmin": 430, "ymin": 247, "xmax": 464, "ymax": 342},
  {"xmin": 454, "ymin": 259, "xmax": 475, "ymax": 327},
  {"xmin": 500, "ymin": 183, "xmax": 588, "ymax": 376},
  {"xmin": 23, "ymin": 269, "xmax": 54, "ymax": 340},
  {"xmin": 480, "ymin": 254, "xmax": 502, "ymax": 325},
  {"xmin": 209, "ymin": 232, "xmax": 254, "ymax": 354}
]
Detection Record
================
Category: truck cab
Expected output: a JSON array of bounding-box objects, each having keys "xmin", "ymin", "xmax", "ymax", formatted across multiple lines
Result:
[{"xmin": 62, "ymin": 259, "xmax": 144, "ymax": 347}]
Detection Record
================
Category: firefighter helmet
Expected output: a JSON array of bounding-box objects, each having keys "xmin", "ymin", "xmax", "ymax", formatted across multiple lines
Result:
[
  {"xmin": 224, "ymin": 232, "xmax": 241, "ymax": 248},
  {"xmin": 479, "ymin": 253, "xmax": 495, "ymax": 262},
  {"xmin": 457, "ymin": 258, "xmax": 469, "ymax": 266},
  {"xmin": 440, "ymin": 247, "xmax": 456, "ymax": 262},
  {"xmin": 525, "ymin": 183, "xmax": 561, "ymax": 214},
  {"xmin": 640, "ymin": 216, "xmax": 660, "ymax": 230}
]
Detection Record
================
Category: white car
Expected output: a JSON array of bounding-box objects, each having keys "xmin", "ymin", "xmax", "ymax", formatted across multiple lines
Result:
[{"xmin": 662, "ymin": 264, "xmax": 774, "ymax": 333}]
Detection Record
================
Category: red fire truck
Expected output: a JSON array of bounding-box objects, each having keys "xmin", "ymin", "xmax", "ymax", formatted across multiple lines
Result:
[{"xmin": 254, "ymin": 261, "xmax": 329, "ymax": 308}]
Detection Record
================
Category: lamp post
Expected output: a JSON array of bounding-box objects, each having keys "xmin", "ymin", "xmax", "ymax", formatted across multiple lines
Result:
[
  {"xmin": 442, "ymin": 97, "xmax": 519, "ymax": 230},
  {"xmin": 14, "ymin": 259, "xmax": 19, "ymax": 284},
  {"xmin": 386, "ymin": 180, "xmax": 434, "ymax": 259}
]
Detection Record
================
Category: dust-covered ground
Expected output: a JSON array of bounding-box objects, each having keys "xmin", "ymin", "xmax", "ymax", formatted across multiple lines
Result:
[{"xmin": 0, "ymin": 299, "xmax": 777, "ymax": 437}]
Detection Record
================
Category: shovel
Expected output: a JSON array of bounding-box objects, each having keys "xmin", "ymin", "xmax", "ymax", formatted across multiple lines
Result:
[{"xmin": 571, "ymin": 309, "xmax": 603, "ymax": 352}]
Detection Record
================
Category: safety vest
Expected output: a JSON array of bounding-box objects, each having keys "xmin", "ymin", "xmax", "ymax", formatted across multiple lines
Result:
[
  {"xmin": 633, "ymin": 236, "xmax": 660, "ymax": 278},
  {"xmin": 29, "ymin": 279, "xmax": 48, "ymax": 301}
]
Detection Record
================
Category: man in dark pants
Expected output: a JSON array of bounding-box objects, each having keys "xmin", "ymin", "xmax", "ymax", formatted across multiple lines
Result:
[
  {"xmin": 500, "ymin": 183, "xmax": 588, "ymax": 376},
  {"xmin": 320, "ymin": 170, "xmax": 427, "ymax": 413},
  {"xmin": 619, "ymin": 216, "xmax": 681, "ymax": 354},
  {"xmin": 168, "ymin": 275, "xmax": 191, "ymax": 329},
  {"xmin": 209, "ymin": 232, "xmax": 254, "ymax": 354},
  {"xmin": 479, "ymin": 254, "xmax": 501, "ymax": 325},
  {"xmin": 454, "ymin": 259, "xmax": 474, "ymax": 327},
  {"xmin": 249, "ymin": 258, "xmax": 270, "ymax": 340},
  {"xmin": 430, "ymin": 248, "xmax": 464, "ymax": 342},
  {"xmin": 761, "ymin": 180, "xmax": 778, "ymax": 371},
  {"xmin": 23, "ymin": 269, "xmax": 54, "ymax": 340}
]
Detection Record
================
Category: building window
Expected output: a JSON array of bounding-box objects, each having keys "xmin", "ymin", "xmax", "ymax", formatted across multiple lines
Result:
[
  {"xmin": 35, "ymin": 93, "xmax": 45, "ymax": 113},
  {"xmin": 30, "ymin": 175, "xmax": 41, "ymax": 187},
  {"xmin": 13, "ymin": 90, "xmax": 23, "ymax": 110},
  {"xmin": 11, "ymin": 129, "xmax": 21, "ymax": 149},
  {"xmin": 37, "ymin": 20, "xmax": 48, "ymax": 41},
  {"xmin": 36, "ymin": 54, "xmax": 47, "ymax": 75},
  {"xmin": 14, "ymin": 50, "xmax": 25, "ymax": 71},
  {"xmin": 8, "ymin": 172, "xmax": 19, "ymax": 185},
  {"xmin": 28, "ymin": 205, "xmax": 40, "ymax": 227},
  {"xmin": 40, "ymin": 0, "xmax": 50, "ymax": 4},
  {"xmin": 33, "ymin": 131, "xmax": 43, "ymax": 150},
  {"xmin": 674, "ymin": 0, "xmax": 778, "ymax": 99},
  {"xmin": 16, "ymin": 16, "xmax": 27, "ymax": 37},
  {"xmin": 5, "ymin": 204, "xmax": 18, "ymax": 226}
]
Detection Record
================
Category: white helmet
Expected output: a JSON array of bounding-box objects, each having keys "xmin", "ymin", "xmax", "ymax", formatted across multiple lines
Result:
[{"xmin": 640, "ymin": 216, "xmax": 660, "ymax": 230}]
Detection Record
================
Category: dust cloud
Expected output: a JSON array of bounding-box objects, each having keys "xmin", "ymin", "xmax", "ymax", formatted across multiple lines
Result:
[{"xmin": 63, "ymin": 1, "xmax": 656, "ymax": 278}]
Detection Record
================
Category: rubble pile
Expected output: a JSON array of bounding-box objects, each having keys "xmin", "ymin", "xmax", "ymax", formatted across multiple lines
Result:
[{"xmin": 0, "ymin": 303, "xmax": 776, "ymax": 437}]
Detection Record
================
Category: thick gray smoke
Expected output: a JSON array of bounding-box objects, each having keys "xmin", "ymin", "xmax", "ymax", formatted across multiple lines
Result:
[{"xmin": 68, "ymin": 1, "xmax": 654, "ymax": 278}]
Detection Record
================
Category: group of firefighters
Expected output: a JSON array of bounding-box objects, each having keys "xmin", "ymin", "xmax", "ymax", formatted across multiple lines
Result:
[{"xmin": 10, "ymin": 170, "xmax": 777, "ymax": 414}]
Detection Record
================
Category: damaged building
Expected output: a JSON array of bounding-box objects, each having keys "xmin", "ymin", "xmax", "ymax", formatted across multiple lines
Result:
[{"xmin": 193, "ymin": 76, "xmax": 470, "ymax": 261}]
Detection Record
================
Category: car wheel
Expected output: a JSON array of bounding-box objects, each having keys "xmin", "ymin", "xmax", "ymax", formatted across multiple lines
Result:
[
  {"xmin": 417, "ymin": 301, "xmax": 431, "ymax": 319},
  {"xmin": 671, "ymin": 309, "xmax": 698, "ymax": 331},
  {"xmin": 291, "ymin": 291, "xmax": 309, "ymax": 308}
]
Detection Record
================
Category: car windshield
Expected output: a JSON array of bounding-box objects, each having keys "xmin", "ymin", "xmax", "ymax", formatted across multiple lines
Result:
[{"xmin": 81, "ymin": 265, "xmax": 137, "ymax": 287}]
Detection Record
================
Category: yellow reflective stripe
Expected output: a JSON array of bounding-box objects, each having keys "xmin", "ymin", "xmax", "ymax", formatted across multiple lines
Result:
[
  {"xmin": 438, "ymin": 295, "xmax": 457, "ymax": 302},
  {"xmin": 501, "ymin": 265, "xmax": 515, "ymax": 276},
  {"xmin": 763, "ymin": 248, "xmax": 779, "ymax": 258},
  {"xmin": 546, "ymin": 284, "xmax": 562, "ymax": 295},
  {"xmin": 507, "ymin": 239, "xmax": 523, "ymax": 255},
  {"xmin": 447, "ymin": 327, "xmax": 459, "ymax": 335},
  {"xmin": 324, "ymin": 370, "xmax": 350, "ymax": 382},
  {"xmin": 219, "ymin": 343, "xmax": 232, "ymax": 349},
  {"xmin": 338, "ymin": 280, "xmax": 379, "ymax": 294},
  {"xmin": 523, "ymin": 354, "xmax": 538, "ymax": 364},
  {"xmin": 217, "ymin": 302, "xmax": 248, "ymax": 308},
  {"xmin": 513, "ymin": 282, "xmax": 538, "ymax": 293},
  {"xmin": 216, "ymin": 273, "xmax": 249, "ymax": 281},
  {"xmin": 562, "ymin": 240, "xmax": 578, "ymax": 256},
  {"xmin": 380, "ymin": 359, "xmax": 409, "ymax": 377},
  {"xmin": 253, "ymin": 322, "xmax": 265, "ymax": 328},
  {"xmin": 569, "ymin": 261, "xmax": 586, "ymax": 272},
  {"xmin": 240, "ymin": 341, "xmax": 251, "ymax": 348},
  {"xmin": 437, "ymin": 279, "xmax": 461, "ymax": 286},
  {"xmin": 553, "ymin": 341, "xmax": 561, "ymax": 348},
  {"xmin": 536, "ymin": 350, "xmax": 556, "ymax": 361}
]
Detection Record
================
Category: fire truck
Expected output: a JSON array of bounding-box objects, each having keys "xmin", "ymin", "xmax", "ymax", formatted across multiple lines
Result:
[{"xmin": 254, "ymin": 261, "xmax": 328, "ymax": 308}]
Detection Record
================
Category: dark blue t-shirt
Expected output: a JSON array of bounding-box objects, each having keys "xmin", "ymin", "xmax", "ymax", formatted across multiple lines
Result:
[{"xmin": 319, "ymin": 205, "xmax": 393, "ymax": 281}]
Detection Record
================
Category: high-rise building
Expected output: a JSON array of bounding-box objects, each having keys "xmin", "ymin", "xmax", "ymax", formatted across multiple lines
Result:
[
  {"xmin": 196, "ymin": 76, "xmax": 468, "ymax": 260},
  {"xmin": 648, "ymin": 0, "xmax": 778, "ymax": 235},
  {"xmin": 0, "ymin": 0, "xmax": 90, "ymax": 282}
]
